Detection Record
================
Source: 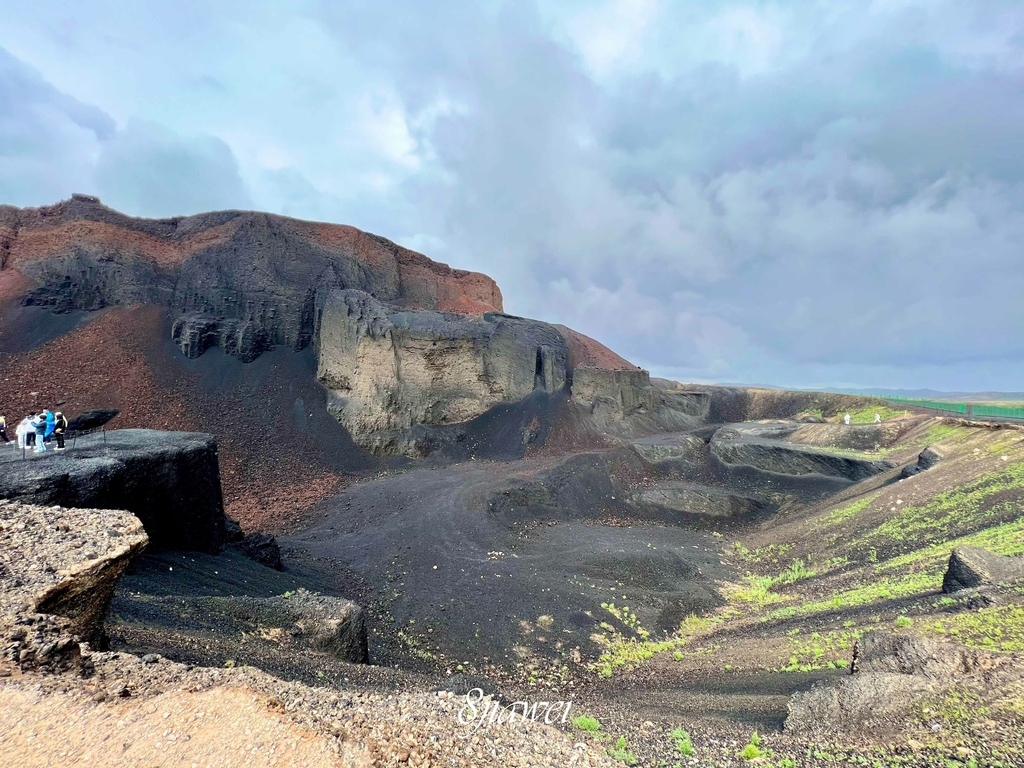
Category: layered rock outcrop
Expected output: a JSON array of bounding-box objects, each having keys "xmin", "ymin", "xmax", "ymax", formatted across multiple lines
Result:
[
  {"xmin": 0, "ymin": 500, "xmax": 148, "ymax": 649},
  {"xmin": 1, "ymin": 195, "xmax": 501, "ymax": 360},
  {"xmin": 786, "ymin": 632, "xmax": 1016, "ymax": 734},
  {"xmin": 0, "ymin": 430, "xmax": 227, "ymax": 552},
  {"xmin": 943, "ymin": 546, "xmax": 1024, "ymax": 593},
  {"xmin": 315, "ymin": 289, "xmax": 705, "ymax": 453},
  {"xmin": 711, "ymin": 424, "xmax": 894, "ymax": 482}
]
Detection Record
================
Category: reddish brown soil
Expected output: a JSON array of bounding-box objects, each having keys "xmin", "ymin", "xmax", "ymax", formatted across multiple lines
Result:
[
  {"xmin": 0, "ymin": 306, "xmax": 195, "ymax": 430},
  {"xmin": 555, "ymin": 324, "xmax": 640, "ymax": 371},
  {"xmin": 5, "ymin": 219, "xmax": 241, "ymax": 268},
  {"xmin": 0, "ymin": 268, "xmax": 30, "ymax": 302},
  {"xmin": 0, "ymin": 306, "xmax": 353, "ymax": 532}
]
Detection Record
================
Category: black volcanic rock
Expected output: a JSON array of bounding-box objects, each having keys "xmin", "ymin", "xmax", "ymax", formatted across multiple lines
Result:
[
  {"xmin": 711, "ymin": 425, "xmax": 893, "ymax": 482},
  {"xmin": 66, "ymin": 408, "xmax": 119, "ymax": 433},
  {"xmin": 0, "ymin": 429, "xmax": 227, "ymax": 552},
  {"xmin": 943, "ymin": 546, "xmax": 1024, "ymax": 593}
]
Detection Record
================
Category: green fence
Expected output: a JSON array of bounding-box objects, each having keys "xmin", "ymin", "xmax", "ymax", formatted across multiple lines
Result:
[
  {"xmin": 971, "ymin": 404, "xmax": 1024, "ymax": 420},
  {"xmin": 885, "ymin": 396, "xmax": 968, "ymax": 415}
]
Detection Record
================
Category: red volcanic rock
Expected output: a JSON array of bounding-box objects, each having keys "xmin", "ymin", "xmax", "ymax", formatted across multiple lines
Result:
[
  {"xmin": 0, "ymin": 196, "xmax": 503, "ymax": 366},
  {"xmin": 0, "ymin": 197, "xmax": 500, "ymax": 315},
  {"xmin": 554, "ymin": 324, "xmax": 641, "ymax": 371}
]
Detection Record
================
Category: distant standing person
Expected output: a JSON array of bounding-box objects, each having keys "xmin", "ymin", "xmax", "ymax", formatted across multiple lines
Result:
[
  {"xmin": 874, "ymin": 413, "xmax": 881, "ymax": 423},
  {"xmin": 53, "ymin": 411, "xmax": 68, "ymax": 450},
  {"xmin": 0, "ymin": 415, "xmax": 8, "ymax": 443},
  {"xmin": 16, "ymin": 415, "xmax": 32, "ymax": 448},
  {"xmin": 44, "ymin": 409, "xmax": 55, "ymax": 443},
  {"xmin": 31, "ymin": 412, "xmax": 47, "ymax": 453},
  {"xmin": 844, "ymin": 413, "xmax": 851, "ymax": 425}
]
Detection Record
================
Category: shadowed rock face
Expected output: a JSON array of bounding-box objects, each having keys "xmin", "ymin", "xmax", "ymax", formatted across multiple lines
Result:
[
  {"xmin": 943, "ymin": 546, "xmax": 1024, "ymax": 593},
  {"xmin": 1, "ymin": 196, "xmax": 501, "ymax": 360},
  {"xmin": 0, "ymin": 430, "xmax": 227, "ymax": 552}
]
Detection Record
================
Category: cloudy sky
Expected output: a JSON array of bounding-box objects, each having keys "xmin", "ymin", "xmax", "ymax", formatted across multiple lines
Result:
[{"xmin": 3, "ymin": 1, "xmax": 1023, "ymax": 391}]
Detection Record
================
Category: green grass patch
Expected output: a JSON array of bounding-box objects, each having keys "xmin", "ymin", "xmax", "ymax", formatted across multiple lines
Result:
[
  {"xmin": 858, "ymin": 459, "xmax": 1024, "ymax": 549},
  {"xmin": 670, "ymin": 728, "xmax": 694, "ymax": 756},
  {"xmin": 739, "ymin": 731, "xmax": 765, "ymax": 760},
  {"xmin": 781, "ymin": 630, "xmax": 860, "ymax": 672},
  {"xmin": 925, "ymin": 604, "xmax": 1024, "ymax": 652},
  {"xmin": 818, "ymin": 495, "xmax": 877, "ymax": 529},
  {"xmin": 877, "ymin": 517, "xmax": 1024, "ymax": 575},
  {"xmin": 768, "ymin": 571, "xmax": 939, "ymax": 621},
  {"xmin": 572, "ymin": 715, "xmax": 601, "ymax": 732},
  {"xmin": 608, "ymin": 736, "xmax": 637, "ymax": 765}
]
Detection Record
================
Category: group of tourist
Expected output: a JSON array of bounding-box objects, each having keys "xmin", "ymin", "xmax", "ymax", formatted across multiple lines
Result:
[{"xmin": 0, "ymin": 410, "xmax": 69, "ymax": 453}]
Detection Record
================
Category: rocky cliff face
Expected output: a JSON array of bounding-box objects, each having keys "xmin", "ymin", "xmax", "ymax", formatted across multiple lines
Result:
[
  {"xmin": 314, "ymin": 288, "xmax": 703, "ymax": 453},
  {"xmin": 0, "ymin": 195, "xmax": 501, "ymax": 360},
  {"xmin": 316, "ymin": 289, "xmax": 569, "ymax": 451},
  {"xmin": 0, "ymin": 430, "xmax": 227, "ymax": 552}
]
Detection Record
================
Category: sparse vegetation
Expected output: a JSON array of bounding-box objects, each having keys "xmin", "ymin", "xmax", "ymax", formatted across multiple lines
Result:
[
  {"xmin": 670, "ymin": 728, "xmax": 694, "ymax": 756},
  {"xmin": 572, "ymin": 715, "xmax": 601, "ymax": 732},
  {"xmin": 608, "ymin": 736, "xmax": 637, "ymax": 764},
  {"xmin": 818, "ymin": 495, "xmax": 876, "ymax": 528},
  {"xmin": 739, "ymin": 731, "xmax": 765, "ymax": 760},
  {"xmin": 926, "ymin": 604, "xmax": 1024, "ymax": 652},
  {"xmin": 782, "ymin": 631, "xmax": 860, "ymax": 672}
]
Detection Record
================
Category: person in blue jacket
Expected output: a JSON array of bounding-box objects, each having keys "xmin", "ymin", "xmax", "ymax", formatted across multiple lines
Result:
[
  {"xmin": 44, "ymin": 409, "xmax": 55, "ymax": 443},
  {"xmin": 31, "ymin": 412, "xmax": 48, "ymax": 453}
]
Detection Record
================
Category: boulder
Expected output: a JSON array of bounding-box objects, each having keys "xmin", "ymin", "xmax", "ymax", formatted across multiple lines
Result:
[
  {"xmin": 0, "ymin": 429, "xmax": 227, "ymax": 553},
  {"xmin": 66, "ymin": 409, "xmax": 119, "ymax": 433},
  {"xmin": 786, "ymin": 632, "xmax": 1011, "ymax": 734},
  {"xmin": 0, "ymin": 500, "xmax": 148, "ymax": 649},
  {"xmin": 236, "ymin": 532, "xmax": 283, "ymax": 571},
  {"xmin": 851, "ymin": 631, "xmax": 1007, "ymax": 679},
  {"xmin": 901, "ymin": 444, "xmax": 945, "ymax": 479},
  {"xmin": 942, "ymin": 546, "xmax": 1024, "ymax": 593},
  {"xmin": 256, "ymin": 589, "xmax": 368, "ymax": 663}
]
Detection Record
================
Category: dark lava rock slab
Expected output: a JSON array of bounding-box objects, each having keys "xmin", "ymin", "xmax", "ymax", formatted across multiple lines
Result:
[
  {"xmin": 0, "ymin": 429, "xmax": 227, "ymax": 553},
  {"xmin": 943, "ymin": 546, "xmax": 1024, "ymax": 593},
  {"xmin": 236, "ymin": 532, "xmax": 284, "ymax": 571},
  {"xmin": 635, "ymin": 481, "xmax": 770, "ymax": 528},
  {"xmin": 901, "ymin": 444, "xmax": 945, "ymax": 479},
  {"xmin": 711, "ymin": 426, "xmax": 893, "ymax": 482}
]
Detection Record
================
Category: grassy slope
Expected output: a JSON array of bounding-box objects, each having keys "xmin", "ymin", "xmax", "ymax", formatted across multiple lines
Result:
[{"xmin": 572, "ymin": 418, "xmax": 1024, "ymax": 767}]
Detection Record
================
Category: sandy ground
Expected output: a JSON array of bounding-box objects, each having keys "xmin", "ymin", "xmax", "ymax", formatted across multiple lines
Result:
[{"xmin": 0, "ymin": 684, "xmax": 364, "ymax": 768}]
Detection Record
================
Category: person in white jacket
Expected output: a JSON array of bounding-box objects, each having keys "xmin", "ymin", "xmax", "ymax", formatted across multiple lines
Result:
[{"xmin": 15, "ymin": 415, "xmax": 33, "ymax": 449}]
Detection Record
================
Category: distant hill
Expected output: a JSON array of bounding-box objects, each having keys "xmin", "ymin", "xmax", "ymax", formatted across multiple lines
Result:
[{"xmin": 814, "ymin": 387, "xmax": 1024, "ymax": 403}]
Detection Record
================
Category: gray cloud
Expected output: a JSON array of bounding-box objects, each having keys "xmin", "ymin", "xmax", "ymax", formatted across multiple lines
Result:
[
  {"xmin": 94, "ymin": 119, "xmax": 252, "ymax": 217},
  {"xmin": 3, "ymin": 2, "xmax": 1024, "ymax": 390}
]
